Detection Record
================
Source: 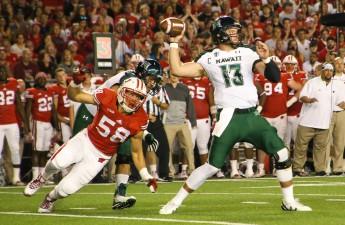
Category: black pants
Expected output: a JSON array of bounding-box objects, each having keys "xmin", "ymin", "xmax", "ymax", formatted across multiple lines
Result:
[{"xmin": 146, "ymin": 118, "xmax": 170, "ymax": 178}]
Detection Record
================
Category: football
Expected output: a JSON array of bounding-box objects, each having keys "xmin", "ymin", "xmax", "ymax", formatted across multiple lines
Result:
[{"xmin": 159, "ymin": 17, "xmax": 185, "ymax": 37}]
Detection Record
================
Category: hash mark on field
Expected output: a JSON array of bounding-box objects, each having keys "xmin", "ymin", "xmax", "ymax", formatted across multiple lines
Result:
[
  {"xmin": 0, "ymin": 211, "xmax": 255, "ymax": 225},
  {"xmin": 69, "ymin": 208, "xmax": 97, "ymax": 210},
  {"xmin": 241, "ymin": 202, "xmax": 268, "ymax": 205},
  {"xmin": 326, "ymin": 199, "xmax": 345, "ymax": 202}
]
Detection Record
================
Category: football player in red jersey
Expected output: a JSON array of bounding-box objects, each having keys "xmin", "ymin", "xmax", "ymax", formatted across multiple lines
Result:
[
  {"xmin": 255, "ymin": 56, "xmax": 302, "ymax": 177},
  {"xmin": 180, "ymin": 77, "xmax": 215, "ymax": 165},
  {"xmin": 25, "ymin": 72, "xmax": 58, "ymax": 180},
  {"xmin": 281, "ymin": 55, "xmax": 308, "ymax": 149},
  {"xmin": 50, "ymin": 68, "xmax": 71, "ymax": 143},
  {"xmin": 0, "ymin": 66, "xmax": 29, "ymax": 185},
  {"xmin": 24, "ymin": 76, "xmax": 157, "ymax": 213}
]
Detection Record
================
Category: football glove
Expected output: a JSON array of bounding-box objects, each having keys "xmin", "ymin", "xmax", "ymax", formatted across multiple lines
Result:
[
  {"xmin": 144, "ymin": 132, "xmax": 159, "ymax": 152},
  {"xmin": 147, "ymin": 178, "xmax": 158, "ymax": 193}
]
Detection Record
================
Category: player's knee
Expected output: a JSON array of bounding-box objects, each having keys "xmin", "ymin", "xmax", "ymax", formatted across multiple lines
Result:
[
  {"xmin": 56, "ymin": 180, "xmax": 82, "ymax": 197},
  {"xmin": 273, "ymin": 148, "xmax": 291, "ymax": 170},
  {"xmin": 115, "ymin": 154, "xmax": 132, "ymax": 165}
]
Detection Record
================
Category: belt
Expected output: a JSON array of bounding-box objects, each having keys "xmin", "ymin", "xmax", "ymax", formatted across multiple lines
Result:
[
  {"xmin": 218, "ymin": 107, "xmax": 256, "ymax": 114},
  {"xmin": 333, "ymin": 110, "xmax": 344, "ymax": 113}
]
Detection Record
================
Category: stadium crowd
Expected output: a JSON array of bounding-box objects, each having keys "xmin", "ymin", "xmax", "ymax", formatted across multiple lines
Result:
[{"xmin": 0, "ymin": 0, "xmax": 345, "ymax": 186}]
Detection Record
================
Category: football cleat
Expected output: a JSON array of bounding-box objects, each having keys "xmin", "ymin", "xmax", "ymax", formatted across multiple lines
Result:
[
  {"xmin": 38, "ymin": 194, "xmax": 55, "ymax": 213},
  {"xmin": 216, "ymin": 170, "xmax": 225, "ymax": 178},
  {"xmin": 254, "ymin": 169, "xmax": 266, "ymax": 178},
  {"xmin": 281, "ymin": 199, "xmax": 312, "ymax": 211},
  {"xmin": 159, "ymin": 200, "xmax": 180, "ymax": 215},
  {"xmin": 23, "ymin": 174, "xmax": 46, "ymax": 196},
  {"xmin": 112, "ymin": 195, "xmax": 137, "ymax": 209},
  {"xmin": 245, "ymin": 169, "xmax": 254, "ymax": 178}
]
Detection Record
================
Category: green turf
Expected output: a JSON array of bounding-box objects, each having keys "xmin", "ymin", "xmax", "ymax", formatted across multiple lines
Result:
[{"xmin": 1, "ymin": 177, "xmax": 345, "ymax": 225}]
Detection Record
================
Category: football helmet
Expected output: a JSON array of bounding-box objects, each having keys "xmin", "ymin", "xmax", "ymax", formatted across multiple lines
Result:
[
  {"xmin": 117, "ymin": 77, "xmax": 147, "ymax": 113},
  {"xmin": 269, "ymin": 56, "xmax": 282, "ymax": 70},
  {"xmin": 210, "ymin": 16, "xmax": 242, "ymax": 45},
  {"xmin": 282, "ymin": 55, "xmax": 298, "ymax": 72},
  {"xmin": 135, "ymin": 59, "xmax": 163, "ymax": 95}
]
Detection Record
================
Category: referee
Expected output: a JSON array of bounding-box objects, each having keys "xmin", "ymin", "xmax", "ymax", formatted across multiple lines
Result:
[{"xmin": 144, "ymin": 86, "xmax": 172, "ymax": 181}]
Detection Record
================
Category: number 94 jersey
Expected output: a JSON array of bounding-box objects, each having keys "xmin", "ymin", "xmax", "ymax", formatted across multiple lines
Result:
[
  {"xmin": 87, "ymin": 88, "xmax": 148, "ymax": 156},
  {"xmin": 196, "ymin": 47, "xmax": 260, "ymax": 109}
]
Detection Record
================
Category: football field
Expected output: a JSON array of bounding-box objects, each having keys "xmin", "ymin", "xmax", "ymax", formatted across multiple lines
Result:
[{"xmin": 1, "ymin": 177, "xmax": 345, "ymax": 225}]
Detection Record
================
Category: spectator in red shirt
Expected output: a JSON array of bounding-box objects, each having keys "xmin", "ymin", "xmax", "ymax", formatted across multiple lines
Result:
[
  {"xmin": 319, "ymin": 36, "xmax": 337, "ymax": 63},
  {"xmin": 115, "ymin": 3, "xmax": 138, "ymax": 36}
]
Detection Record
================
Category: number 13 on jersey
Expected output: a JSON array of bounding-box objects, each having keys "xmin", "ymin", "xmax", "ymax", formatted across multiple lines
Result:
[{"xmin": 220, "ymin": 64, "xmax": 244, "ymax": 88}]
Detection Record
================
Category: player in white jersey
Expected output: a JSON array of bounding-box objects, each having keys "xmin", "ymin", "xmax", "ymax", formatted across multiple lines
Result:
[{"xmin": 159, "ymin": 16, "xmax": 311, "ymax": 214}]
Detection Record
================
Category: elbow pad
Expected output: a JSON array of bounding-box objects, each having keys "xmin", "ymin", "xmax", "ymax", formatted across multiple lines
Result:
[{"xmin": 264, "ymin": 60, "xmax": 280, "ymax": 83}]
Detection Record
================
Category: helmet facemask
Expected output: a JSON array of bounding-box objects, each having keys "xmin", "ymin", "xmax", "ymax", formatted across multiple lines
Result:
[{"xmin": 117, "ymin": 77, "xmax": 147, "ymax": 113}]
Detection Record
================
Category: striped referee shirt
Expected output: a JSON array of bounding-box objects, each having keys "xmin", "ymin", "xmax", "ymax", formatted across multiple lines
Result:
[{"xmin": 144, "ymin": 87, "xmax": 170, "ymax": 118}]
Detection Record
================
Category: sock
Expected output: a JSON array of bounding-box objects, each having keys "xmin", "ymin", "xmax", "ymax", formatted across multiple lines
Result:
[
  {"xmin": 181, "ymin": 164, "xmax": 188, "ymax": 172},
  {"xmin": 246, "ymin": 159, "xmax": 254, "ymax": 172},
  {"xmin": 171, "ymin": 187, "xmax": 189, "ymax": 206},
  {"xmin": 282, "ymin": 185, "xmax": 294, "ymax": 203},
  {"xmin": 32, "ymin": 167, "xmax": 39, "ymax": 179},
  {"xmin": 186, "ymin": 163, "xmax": 218, "ymax": 190},
  {"xmin": 258, "ymin": 163, "xmax": 265, "ymax": 171},
  {"xmin": 230, "ymin": 160, "xmax": 238, "ymax": 173},
  {"xmin": 48, "ymin": 188, "xmax": 62, "ymax": 201},
  {"xmin": 42, "ymin": 161, "xmax": 60, "ymax": 180},
  {"xmin": 12, "ymin": 167, "xmax": 20, "ymax": 182},
  {"xmin": 149, "ymin": 164, "xmax": 157, "ymax": 176},
  {"xmin": 115, "ymin": 174, "xmax": 129, "ymax": 196},
  {"xmin": 39, "ymin": 167, "xmax": 45, "ymax": 175}
]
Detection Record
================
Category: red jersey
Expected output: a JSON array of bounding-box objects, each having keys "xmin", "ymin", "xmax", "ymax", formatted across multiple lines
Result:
[
  {"xmin": 181, "ymin": 77, "xmax": 212, "ymax": 119},
  {"xmin": 287, "ymin": 71, "xmax": 307, "ymax": 116},
  {"xmin": 255, "ymin": 73, "xmax": 290, "ymax": 118},
  {"xmin": 26, "ymin": 87, "xmax": 54, "ymax": 122},
  {"xmin": 0, "ymin": 78, "xmax": 19, "ymax": 124},
  {"xmin": 50, "ymin": 84, "xmax": 70, "ymax": 118},
  {"xmin": 87, "ymin": 88, "xmax": 148, "ymax": 156}
]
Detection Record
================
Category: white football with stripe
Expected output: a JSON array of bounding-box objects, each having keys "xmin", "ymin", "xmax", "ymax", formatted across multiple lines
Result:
[{"xmin": 159, "ymin": 17, "xmax": 185, "ymax": 37}]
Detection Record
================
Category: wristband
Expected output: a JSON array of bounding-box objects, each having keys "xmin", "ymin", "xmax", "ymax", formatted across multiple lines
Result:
[
  {"xmin": 257, "ymin": 105, "xmax": 263, "ymax": 114},
  {"xmin": 210, "ymin": 105, "xmax": 217, "ymax": 115},
  {"xmin": 261, "ymin": 58, "xmax": 271, "ymax": 64},
  {"xmin": 170, "ymin": 42, "xmax": 179, "ymax": 49},
  {"xmin": 139, "ymin": 168, "xmax": 153, "ymax": 181}
]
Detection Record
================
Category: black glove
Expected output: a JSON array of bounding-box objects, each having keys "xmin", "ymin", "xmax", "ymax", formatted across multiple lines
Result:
[{"xmin": 144, "ymin": 132, "xmax": 159, "ymax": 152}]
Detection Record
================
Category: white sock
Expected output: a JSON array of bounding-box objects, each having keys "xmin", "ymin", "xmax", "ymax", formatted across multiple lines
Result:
[
  {"xmin": 115, "ymin": 174, "xmax": 129, "ymax": 187},
  {"xmin": 181, "ymin": 164, "xmax": 188, "ymax": 172},
  {"xmin": 186, "ymin": 163, "xmax": 218, "ymax": 190},
  {"xmin": 39, "ymin": 167, "xmax": 45, "ymax": 174},
  {"xmin": 230, "ymin": 160, "xmax": 238, "ymax": 173},
  {"xmin": 258, "ymin": 163, "xmax": 265, "ymax": 171},
  {"xmin": 149, "ymin": 164, "xmax": 157, "ymax": 175},
  {"xmin": 13, "ymin": 167, "xmax": 20, "ymax": 182},
  {"xmin": 246, "ymin": 159, "xmax": 254, "ymax": 171},
  {"xmin": 32, "ymin": 167, "xmax": 39, "ymax": 179},
  {"xmin": 48, "ymin": 188, "xmax": 62, "ymax": 201},
  {"xmin": 282, "ymin": 185, "xmax": 294, "ymax": 203},
  {"xmin": 42, "ymin": 161, "xmax": 60, "ymax": 180},
  {"xmin": 171, "ymin": 187, "xmax": 189, "ymax": 205}
]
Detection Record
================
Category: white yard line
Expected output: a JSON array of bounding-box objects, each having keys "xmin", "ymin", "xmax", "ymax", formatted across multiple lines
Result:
[
  {"xmin": 241, "ymin": 202, "xmax": 268, "ymax": 204},
  {"xmin": 0, "ymin": 211, "xmax": 255, "ymax": 225}
]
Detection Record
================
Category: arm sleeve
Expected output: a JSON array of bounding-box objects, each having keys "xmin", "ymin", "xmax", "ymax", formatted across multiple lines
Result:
[
  {"xmin": 263, "ymin": 60, "xmax": 281, "ymax": 83},
  {"xmin": 299, "ymin": 80, "xmax": 311, "ymax": 99}
]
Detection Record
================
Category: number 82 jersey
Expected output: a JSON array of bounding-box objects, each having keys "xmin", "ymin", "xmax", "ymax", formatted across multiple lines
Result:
[
  {"xmin": 196, "ymin": 47, "xmax": 260, "ymax": 109},
  {"xmin": 87, "ymin": 88, "xmax": 148, "ymax": 156}
]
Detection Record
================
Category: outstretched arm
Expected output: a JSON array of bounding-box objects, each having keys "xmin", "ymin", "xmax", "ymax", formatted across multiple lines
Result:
[
  {"xmin": 169, "ymin": 30, "xmax": 204, "ymax": 77},
  {"xmin": 254, "ymin": 41, "xmax": 280, "ymax": 83},
  {"xmin": 67, "ymin": 83, "xmax": 95, "ymax": 105}
]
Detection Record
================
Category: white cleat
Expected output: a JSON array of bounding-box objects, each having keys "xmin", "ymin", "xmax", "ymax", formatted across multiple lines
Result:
[
  {"xmin": 216, "ymin": 170, "xmax": 225, "ymax": 178},
  {"xmin": 159, "ymin": 201, "xmax": 180, "ymax": 215},
  {"xmin": 112, "ymin": 195, "xmax": 137, "ymax": 209},
  {"xmin": 254, "ymin": 169, "xmax": 266, "ymax": 178},
  {"xmin": 38, "ymin": 195, "xmax": 55, "ymax": 213},
  {"xmin": 23, "ymin": 174, "xmax": 46, "ymax": 196},
  {"xmin": 281, "ymin": 199, "xmax": 312, "ymax": 211}
]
